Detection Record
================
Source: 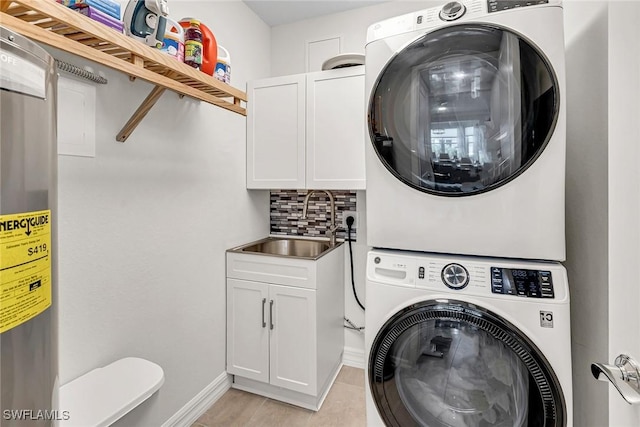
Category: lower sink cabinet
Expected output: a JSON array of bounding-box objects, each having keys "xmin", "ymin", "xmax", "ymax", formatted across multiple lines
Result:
[
  {"xmin": 227, "ymin": 279, "xmax": 317, "ymax": 395},
  {"xmin": 225, "ymin": 248, "xmax": 344, "ymax": 410}
]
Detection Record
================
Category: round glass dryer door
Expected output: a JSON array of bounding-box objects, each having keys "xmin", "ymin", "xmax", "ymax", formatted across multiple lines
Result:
[
  {"xmin": 369, "ymin": 24, "xmax": 559, "ymax": 196},
  {"xmin": 369, "ymin": 300, "xmax": 566, "ymax": 427}
]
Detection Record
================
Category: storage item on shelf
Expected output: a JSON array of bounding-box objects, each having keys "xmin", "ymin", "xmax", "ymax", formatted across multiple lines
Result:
[
  {"xmin": 183, "ymin": 19, "xmax": 203, "ymax": 70},
  {"xmin": 57, "ymin": 0, "xmax": 121, "ymax": 20},
  {"xmin": 179, "ymin": 18, "xmax": 217, "ymax": 76},
  {"xmin": 1, "ymin": 0, "xmax": 247, "ymax": 143},
  {"xmin": 74, "ymin": 6, "xmax": 123, "ymax": 33},
  {"xmin": 159, "ymin": 17, "xmax": 184, "ymax": 61},
  {"xmin": 122, "ymin": 0, "xmax": 169, "ymax": 48},
  {"xmin": 215, "ymin": 45, "xmax": 231, "ymax": 84}
]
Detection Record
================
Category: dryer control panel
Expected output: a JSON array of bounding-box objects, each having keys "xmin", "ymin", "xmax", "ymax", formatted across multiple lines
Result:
[{"xmin": 491, "ymin": 267, "xmax": 555, "ymax": 298}]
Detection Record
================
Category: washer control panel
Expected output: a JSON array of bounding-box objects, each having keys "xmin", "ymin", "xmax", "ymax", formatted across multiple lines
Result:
[
  {"xmin": 491, "ymin": 267, "xmax": 554, "ymax": 298},
  {"xmin": 439, "ymin": 1, "xmax": 466, "ymax": 21},
  {"xmin": 368, "ymin": 250, "xmax": 566, "ymax": 301},
  {"xmin": 441, "ymin": 263, "xmax": 469, "ymax": 289},
  {"xmin": 488, "ymin": 0, "xmax": 549, "ymax": 13}
]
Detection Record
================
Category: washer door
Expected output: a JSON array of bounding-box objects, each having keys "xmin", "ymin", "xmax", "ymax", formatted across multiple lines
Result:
[
  {"xmin": 369, "ymin": 24, "xmax": 559, "ymax": 196},
  {"xmin": 369, "ymin": 300, "xmax": 566, "ymax": 426}
]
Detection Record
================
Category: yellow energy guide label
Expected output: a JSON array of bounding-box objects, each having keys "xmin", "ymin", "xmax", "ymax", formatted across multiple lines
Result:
[{"xmin": 0, "ymin": 210, "xmax": 52, "ymax": 334}]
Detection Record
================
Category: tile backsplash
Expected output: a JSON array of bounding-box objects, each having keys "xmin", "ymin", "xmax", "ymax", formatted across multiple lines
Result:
[{"xmin": 270, "ymin": 190, "xmax": 357, "ymax": 241}]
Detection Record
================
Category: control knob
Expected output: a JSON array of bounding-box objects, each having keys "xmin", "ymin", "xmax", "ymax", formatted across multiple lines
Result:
[
  {"xmin": 439, "ymin": 1, "xmax": 466, "ymax": 21},
  {"xmin": 441, "ymin": 263, "xmax": 469, "ymax": 289}
]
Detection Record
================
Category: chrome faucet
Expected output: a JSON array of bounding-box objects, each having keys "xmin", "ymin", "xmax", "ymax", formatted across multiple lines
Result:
[{"xmin": 301, "ymin": 190, "xmax": 338, "ymax": 247}]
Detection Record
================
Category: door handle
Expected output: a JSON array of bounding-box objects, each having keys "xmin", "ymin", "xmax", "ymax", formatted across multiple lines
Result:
[
  {"xmin": 261, "ymin": 298, "xmax": 266, "ymax": 328},
  {"xmin": 269, "ymin": 300, "xmax": 274, "ymax": 330},
  {"xmin": 592, "ymin": 354, "xmax": 640, "ymax": 404}
]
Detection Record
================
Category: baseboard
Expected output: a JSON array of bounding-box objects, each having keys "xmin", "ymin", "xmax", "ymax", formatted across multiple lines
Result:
[
  {"xmin": 161, "ymin": 371, "xmax": 231, "ymax": 427},
  {"xmin": 342, "ymin": 346, "xmax": 365, "ymax": 369}
]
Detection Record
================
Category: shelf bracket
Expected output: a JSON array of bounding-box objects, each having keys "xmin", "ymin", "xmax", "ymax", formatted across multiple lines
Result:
[
  {"xmin": 116, "ymin": 84, "xmax": 167, "ymax": 142},
  {"xmin": 129, "ymin": 54, "xmax": 144, "ymax": 82}
]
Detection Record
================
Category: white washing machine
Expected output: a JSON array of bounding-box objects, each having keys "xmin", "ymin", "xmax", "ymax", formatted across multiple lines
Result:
[
  {"xmin": 365, "ymin": 249, "xmax": 572, "ymax": 426},
  {"xmin": 365, "ymin": 0, "xmax": 567, "ymax": 261}
]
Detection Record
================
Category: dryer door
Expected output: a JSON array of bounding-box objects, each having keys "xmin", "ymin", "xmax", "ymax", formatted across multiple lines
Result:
[
  {"xmin": 369, "ymin": 24, "xmax": 559, "ymax": 196},
  {"xmin": 369, "ymin": 300, "xmax": 566, "ymax": 426}
]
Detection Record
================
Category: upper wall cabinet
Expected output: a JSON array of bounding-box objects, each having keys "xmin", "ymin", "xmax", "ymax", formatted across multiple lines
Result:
[{"xmin": 246, "ymin": 66, "xmax": 366, "ymax": 190}]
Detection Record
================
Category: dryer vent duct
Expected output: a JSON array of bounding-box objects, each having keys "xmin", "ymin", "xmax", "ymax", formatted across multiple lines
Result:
[{"xmin": 322, "ymin": 53, "xmax": 365, "ymax": 70}]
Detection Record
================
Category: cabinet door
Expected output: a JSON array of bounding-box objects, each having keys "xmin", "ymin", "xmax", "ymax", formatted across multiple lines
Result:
[
  {"xmin": 247, "ymin": 74, "xmax": 306, "ymax": 189},
  {"xmin": 269, "ymin": 284, "xmax": 317, "ymax": 395},
  {"xmin": 306, "ymin": 67, "xmax": 366, "ymax": 190},
  {"xmin": 227, "ymin": 279, "xmax": 269, "ymax": 383}
]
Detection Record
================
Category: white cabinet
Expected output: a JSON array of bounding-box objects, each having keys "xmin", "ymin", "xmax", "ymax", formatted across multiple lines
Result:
[
  {"xmin": 226, "ymin": 279, "xmax": 269, "ymax": 383},
  {"xmin": 269, "ymin": 284, "xmax": 317, "ymax": 393},
  {"xmin": 226, "ymin": 246, "xmax": 344, "ymax": 410},
  {"xmin": 246, "ymin": 66, "xmax": 366, "ymax": 190},
  {"xmin": 306, "ymin": 67, "xmax": 366, "ymax": 189},
  {"xmin": 246, "ymin": 74, "xmax": 306, "ymax": 189},
  {"xmin": 227, "ymin": 279, "xmax": 317, "ymax": 395}
]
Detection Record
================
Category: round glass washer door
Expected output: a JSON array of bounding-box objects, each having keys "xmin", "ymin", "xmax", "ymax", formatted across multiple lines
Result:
[
  {"xmin": 369, "ymin": 24, "xmax": 559, "ymax": 196},
  {"xmin": 369, "ymin": 300, "xmax": 566, "ymax": 427}
]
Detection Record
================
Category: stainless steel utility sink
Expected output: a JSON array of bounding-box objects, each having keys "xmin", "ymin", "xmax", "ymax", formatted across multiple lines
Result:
[{"xmin": 228, "ymin": 237, "xmax": 340, "ymax": 260}]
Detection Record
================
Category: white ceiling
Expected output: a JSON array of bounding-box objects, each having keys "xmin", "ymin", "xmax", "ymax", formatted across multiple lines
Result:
[{"xmin": 243, "ymin": 1, "xmax": 390, "ymax": 27}]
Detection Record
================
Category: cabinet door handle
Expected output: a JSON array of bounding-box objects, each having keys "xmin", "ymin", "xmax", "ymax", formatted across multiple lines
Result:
[
  {"xmin": 261, "ymin": 298, "xmax": 266, "ymax": 328},
  {"xmin": 269, "ymin": 300, "xmax": 274, "ymax": 330}
]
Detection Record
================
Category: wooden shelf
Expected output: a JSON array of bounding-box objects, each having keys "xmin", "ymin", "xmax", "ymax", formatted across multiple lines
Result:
[{"xmin": 0, "ymin": 0, "xmax": 247, "ymax": 141}]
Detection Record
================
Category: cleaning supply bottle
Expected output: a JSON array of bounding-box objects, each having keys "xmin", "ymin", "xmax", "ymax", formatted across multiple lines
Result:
[
  {"xmin": 215, "ymin": 45, "xmax": 231, "ymax": 84},
  {"xmin": 184, "ymin": 19, "xmax": 203, "ymax": 70},
  {"xmin": 159, "ymin": 18, "xmax": 184, "ymax": 62},
  {"xmin": 179, "ymin": 18, "xmax": 217, "ymax": 76}
]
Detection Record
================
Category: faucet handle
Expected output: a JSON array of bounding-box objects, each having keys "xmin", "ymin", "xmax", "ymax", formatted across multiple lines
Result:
[{"xmin": 327, "ymin": 224, "xmax": 340, "ymax": 232}]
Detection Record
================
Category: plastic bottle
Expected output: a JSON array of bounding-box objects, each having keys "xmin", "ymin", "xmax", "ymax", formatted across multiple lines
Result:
[
  {"xmin": 184, "ymin": 19, "xmax": 203, "ymax": 70},
  {"xmin": 215, "ymin": 45, "xmax": 231, "ymax": 84},
  {"xmin": 179, "ymin": 18, "xmax": 217, "ymax": 76},
  {"xmin": 159, "ymin": 18, "xmax": 184, "ymax": 62}
]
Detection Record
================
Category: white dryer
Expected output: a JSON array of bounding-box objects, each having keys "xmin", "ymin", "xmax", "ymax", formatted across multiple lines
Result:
[
  {"xmin": 365, "ymin": 0, "xmax": 567, "ymax": 261},
  {"xmin": 365, "ymin": 249, "xmax": 572, "ymax": 426}
]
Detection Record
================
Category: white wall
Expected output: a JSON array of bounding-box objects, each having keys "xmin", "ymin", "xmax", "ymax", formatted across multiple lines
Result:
[
  {"xmin": 566, "ymin": 1, "xmax": 640, "ymax": 425},
  {"xmin": 563, "ymin": 1, "xmax": 609, "ymax": 425},
  {"xmin": 55, "ymin": 1, "xmax": 270, "ymax": 425},
  {"xmin": 341, "ymin": 191, "xmax": 367, "ymax": 366},
  {"xmin": 607, "ymin": 1, "xmax": 640, "ymax": 425}
]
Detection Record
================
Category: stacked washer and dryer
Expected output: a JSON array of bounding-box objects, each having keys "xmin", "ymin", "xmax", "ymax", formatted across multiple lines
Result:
[{"xmin": 363, "ymin": 1, "xmax": 572, "ymax": 426}]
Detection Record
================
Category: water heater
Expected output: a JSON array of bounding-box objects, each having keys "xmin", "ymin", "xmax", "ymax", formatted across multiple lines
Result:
[{"xmin": 0, "ymin": 26, "xmax": 58, "ymax": 425}]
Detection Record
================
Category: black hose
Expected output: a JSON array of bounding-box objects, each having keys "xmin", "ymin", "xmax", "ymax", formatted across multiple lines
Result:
[{"xmin": 347, "ymin": 217, "xmax": 365, "ymax": 311}]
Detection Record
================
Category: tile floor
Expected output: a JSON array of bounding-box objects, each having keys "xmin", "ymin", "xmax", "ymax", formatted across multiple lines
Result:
[{"xmin": 192, "ymin": 366, "xmax": 366, "ymax": 427}]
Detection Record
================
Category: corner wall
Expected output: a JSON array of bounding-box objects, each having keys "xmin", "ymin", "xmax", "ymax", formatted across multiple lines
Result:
[
  {"xmin": 564, "ymin": 1, "xmax": 609, "ymax": 426},
  {"xmin": 607, "ymin": 1, "xmax": 640, "ymax": 425},
  {"xmin": 56, "ymin": 1, "xmax": 271, "ymax": 425}
]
